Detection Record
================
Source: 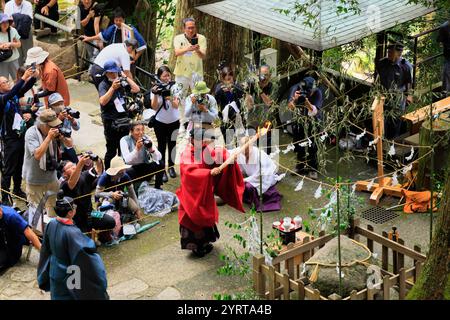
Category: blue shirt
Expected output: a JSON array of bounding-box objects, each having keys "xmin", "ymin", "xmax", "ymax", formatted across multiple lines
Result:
[
  {"xmin": 0, "ymin": 205, "xmax": 29, "ymax": 266},
  {"xmin": 97, "ymin": 172, "xmax": 131, "ymax": 192},
  {"xmin": 288, "ymin": 84, "xmax": 323, "ymax": 119},
  {"xmin": 100, "ymin": 24, "xmax": 147, "ymax": 52}
]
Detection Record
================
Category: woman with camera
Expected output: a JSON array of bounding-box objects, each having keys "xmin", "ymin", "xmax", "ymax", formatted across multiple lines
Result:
[
  {"xmin": 120, "ymin": 121, "xmax": 164, "ymax": 189},
  {"xmin": 214, "ymin": 66, "xmax": 245, "ymax": 148},
  {"xmin": 150, "ymin": 66, "xmax": 180, "ymax": 182}
]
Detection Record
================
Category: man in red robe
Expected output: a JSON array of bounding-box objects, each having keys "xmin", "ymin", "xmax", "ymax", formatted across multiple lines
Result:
[{"xmin": 177, "ymin": 128, "xmax": 245, "ymax": 257}]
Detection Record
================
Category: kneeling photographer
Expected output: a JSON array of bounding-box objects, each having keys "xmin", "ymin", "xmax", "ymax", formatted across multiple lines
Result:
[
  {"xmin": 120, "ymin": 121, "xmax": 164, "ymax": 189},
  {"xmin": 60, "ymin": 153, "xmax": 116, "ymax": 234},
  {"xmin": 287, "ymin": 76, "xmax": 323, "ymax": 179},
  {"xmin": 95, "ymin": 156, "xmax": 143, "ymax": 222},
  {"xmin": 150, "ymin": 66, "xmax": 180, "ymax": 183},
  {"xmin": 98, "ymin": 60, "xmax": 140, "ymax": 170}
]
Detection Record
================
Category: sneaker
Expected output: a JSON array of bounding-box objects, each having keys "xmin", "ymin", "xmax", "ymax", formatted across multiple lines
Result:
[{"xmin": 308, "ymin": 171, "xmax": 319, "ymax": 180}]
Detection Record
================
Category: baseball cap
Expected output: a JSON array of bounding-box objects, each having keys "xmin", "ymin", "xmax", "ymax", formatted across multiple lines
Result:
[
  {"xmin": 103, "ymin": 60, "xmax": 121, "ymax": 74},
  {"xmin": 39, "ymin": 109, "xmax": 62, "ymax": 128},
  {"xmin": 48, "ymin": 93, "xmax": 65, "ymax": 107}
]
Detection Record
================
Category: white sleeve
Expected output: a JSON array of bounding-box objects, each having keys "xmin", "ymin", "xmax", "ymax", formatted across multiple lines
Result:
[
  {"xmin": 120, "ymin": 137, "xmax": 139, "ymax": 165},
  {"xmin": 25, "ymin": 2, "xmax": 34, "ymax": 18},
  {"xmin": 120, "ymin": 47, "xmax": 131, "ymax": 71},
  {"xmin": 4, "ymin": 3, "xmax": 12, "ymax": 16}
]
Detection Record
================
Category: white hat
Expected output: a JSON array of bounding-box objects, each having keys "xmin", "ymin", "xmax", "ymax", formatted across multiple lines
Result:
[
  {"xmin": 106, "ymin": 156, "xmax": 131, "ymax": 176},
  {"xmin": 25, "ymin": 47, "xmax": 50, "ymax": 66}
]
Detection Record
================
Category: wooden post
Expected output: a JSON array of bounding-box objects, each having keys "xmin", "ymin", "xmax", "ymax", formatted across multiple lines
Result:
[
  {"xmin": 253, "ymin": 255, "xmax": 265, "ymax": 297},
  {"xmin": 382, "ymin": 231, "xmax": 389, "ymax": 271},
  {"xmin": 350, "ymin": 290, "xmax": 358, "ymax": 300},
  {"xmin": 282, "ymin": 272, "xmax": 290, "ymax": 300},
  {"xmin": 268, "ymin": 265, "xmax": 276, "ymax": 300},
  {"xmin": 303, "ymin": 237, "xmax": 311, "ymax": 261},
  {"xmin": 296, "ymin": 280, "xmax": 305, "ymax": 300},
  {"xmin": 413, "ymin": 245, "xmax": 421, "ymax": 267},
  {"xmin": 397, "ymin": 238, "xmax": 405, "ymax": 271},
  {"xmin": 311, "ymin": 288, "xmax": 321, "ymax": 300},
  {"xmin": 383, "ymin": 275, "xmax": 391, "ymax": 300},
  {"xmin": 328, "ymin": 293, "xmax": 342, "ymax": 300},
  {"xmin": 373, "ymin": 98, "xmax": 386, "ymax": 188},
  {"xmin": 367, "ymin": 225, "xmax": 374, "ymax": 252},
  {"xmin": 367, "ymin": 287, "xmax": 377, "ymax": 300},
  {"xmin": 415, "ymin": 261, "xmax": 423, "ymax": 282},
  {"xmin": 285, "ymin": 243, "xmax": 295, "ymax": 278},
  {"xmin": 399, "ymin": 268, "xmax": 406, "ymax": 300}
]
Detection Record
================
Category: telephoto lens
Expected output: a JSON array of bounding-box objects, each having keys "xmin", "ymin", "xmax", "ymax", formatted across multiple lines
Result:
[{"xmin": 64, "ymin": 107, "xmax": 81, "ymax": 119}]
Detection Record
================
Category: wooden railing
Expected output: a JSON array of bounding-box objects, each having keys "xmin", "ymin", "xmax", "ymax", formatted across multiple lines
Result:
[{"xmin": 252, "ymin": 221, "xmax": 426, "ymax": 300}]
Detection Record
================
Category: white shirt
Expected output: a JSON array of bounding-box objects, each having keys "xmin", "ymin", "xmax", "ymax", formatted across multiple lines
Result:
[
  {"xmin": 93, "ymin": 43, "xmax": 131, "ymax": 71},
  {"xmin": 150, "ymin": 92, "xmax": 180, "ymax": 124},
  {"xmin": 4, "ymin": 1, "xmax": 33, "ymax": 18},
  {"xmin": 0, "ymin": 27, "xmax": 21, "ymax": 62},
  {"xmin": 120, "ymin": 135, "xmax": 162, "ymax": 166}
]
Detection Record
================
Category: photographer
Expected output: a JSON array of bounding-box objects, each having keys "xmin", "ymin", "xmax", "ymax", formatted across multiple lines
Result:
[
  {"xmin": 120, "ymin": 121, "xmax": 164, "ymax": 189},
  {"xmin": 88, "ymin": 39, "xmax": 137, "ymax": 89},
  {"xmin": 25, "ymin": 46, "xmax": 70, "ymax": 107},
  {"xmin": 98, "ymin": 60, "xmax": 139, "ymax": 170},
  {"xmin": 60, "ymin": 154, "xmax": 116, "ymax": 234},
  {"xmin": 37, "ymin": 191, "xmax": 109, "ymax": 300},
  {"xmin": 150, "ymin": 66, "xmax": 179, "ymax": 182},
  {"xmin": 78, "ymin": 0, "xmax": 100, "ymax": 65},
  {"xmin": 245, "ymin": 65, "xmax": 274, "ymax": 127},
  {"xmin": 48, "ymin": 93, "xmax": 80, "ymax": 131},
  {"xmin": 287, "ymin": 76, "xmax": 323, "ymax": 178},
  {"xmin": 23, "ymin": 109, "xmax": 67, "ymax": 217},
  {"xmin": 0, "ymin": 66, "xmax": 36, "ymax": 205},
  {"xmin": 82, "ymin": 7, "xmax": 147, "ymax": 62},
  {"xmin": 185, "ymin": 81, "xmax": 218, "ymax": 130},
  {"xmin": 95, "ymin": 156, "xmax": 143, "ymax": 221},
  {"xmin": 214, "ymin": 66, "xmax": 245, "ymax": 147}
]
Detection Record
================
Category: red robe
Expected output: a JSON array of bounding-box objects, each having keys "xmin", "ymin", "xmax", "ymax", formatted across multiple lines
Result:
[{"xmin": 177, "ymin": 144, "xmax": 245, "ymax": 233}]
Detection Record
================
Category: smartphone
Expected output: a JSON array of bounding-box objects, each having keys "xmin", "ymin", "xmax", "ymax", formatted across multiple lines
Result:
[
  {"xmin": 190, "ymin": 37, "xmax": 198, "ymax": 46},
  {"xmin": 31, "ymin": 62, "xmax": 36, "ymax": 72}
]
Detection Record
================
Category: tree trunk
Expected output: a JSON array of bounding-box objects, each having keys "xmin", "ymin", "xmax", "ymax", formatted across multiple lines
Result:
[
  {"xmin": 169, "ymin": 0, "xmax": 250, "ymax": 88},
  {"xmin": 407, "ymin": 157, "xmax": 450, "ymax": 300}
]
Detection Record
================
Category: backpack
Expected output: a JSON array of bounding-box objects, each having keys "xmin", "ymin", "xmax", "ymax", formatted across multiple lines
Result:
[{"xmin": 12, "ymin": 13, "xmax": 32, "ymax": 40}]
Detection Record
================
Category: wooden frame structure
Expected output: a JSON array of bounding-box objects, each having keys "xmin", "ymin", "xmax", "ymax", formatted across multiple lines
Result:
[
  {"xmin": 252, "ymin": 220, "xmax": 426, "ymax": 300},
  {"xmin": 355, "ymin": 97, "xmax": 405, "ymax": 205}
]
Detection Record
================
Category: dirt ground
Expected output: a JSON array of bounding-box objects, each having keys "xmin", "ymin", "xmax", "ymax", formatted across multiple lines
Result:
[{"xmin": 0, "ymin": 80, "xmax": 437, "ymax": 300}]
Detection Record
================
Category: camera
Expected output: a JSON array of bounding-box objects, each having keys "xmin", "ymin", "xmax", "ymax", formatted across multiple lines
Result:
[
  {"xmin": 64, "ymin": 107, "xmax": 80, "ymax": 119},
  {"xmin": 141, "ymin": 136, "xmax": 153, "ymax": 149},
  {"xmin": 259, "ymin": 74, "xmax": 268, "ymax": 83},
  {"xmin": 152, "ymin": 81, "xmax": 176, "ymax": 98},
  {"xmin": 295, "ymin": 85, "xmax": 309, "ymax": 104},
  {"xmin": 196, "ymin": 94, "xmax": 206, "ymax": 105},
  {"xmin": 84, "ymin": 151, "xmax": 99, "ymax": 162},
  {"xmin": 190, "ymin": 37, "xmax": 198, "ymax": 46},
  {"xmin": 119, "ymin": 191, "xmax": 129, "ymax": 210},
  {"xmin": 119, "ymin": 76, "xmax": 129, "ymax": 89},
  {"xmin": 58, "ymin": 127, "xmax": 72, "ymax": 138},
  {"xmin": 127, "ymin": 93, "xmax": 145, "ymax": 116},
  {"xmin": 45, "ymin": 156, "xmax": 58, "ymax": 172}
]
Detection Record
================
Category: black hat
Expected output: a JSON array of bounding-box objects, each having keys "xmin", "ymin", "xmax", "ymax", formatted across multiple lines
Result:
[
  {"xmin": 387, "ymin": 42, "xmax": 404, "ymax": 52},
  {"xmin": 54, "ymin": 190, "xmax": 75, "ymax": 217}
]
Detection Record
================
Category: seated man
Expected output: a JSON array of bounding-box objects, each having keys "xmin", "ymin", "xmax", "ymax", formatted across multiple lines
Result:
[
  {"xmin": 60, "ymin": 154, "xmax": 115, "ymax": 235},
  {"xmin": 234, "ymin": 137, "xmax": 283, "ymax": 212},
  {"xmin": 119, "ymin": 121, "xmax": 164, "ymax": 189},
  {"xmin": 95, "ymin": 156, "xmax": 143, "ymax": 221},
  {"xmin": 0, "ymin": 204, "xmax": 41, "ymax": 271}
]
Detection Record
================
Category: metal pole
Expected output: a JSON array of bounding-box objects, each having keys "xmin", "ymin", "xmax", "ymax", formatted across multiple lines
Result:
[
  {"xmin": 429, "ymin": 85, "xmax": 434, "ymax": 244},
  {"xmin": 412, "ymin": 37, "xmax": 418, "ymax": 90},
  {"xmin": 259, "ymin": 128, "xmax": 264, "ymax": 254},
  {"xmin": 34, "ymin": 13, "xmax": 73, "ymax": 33}
]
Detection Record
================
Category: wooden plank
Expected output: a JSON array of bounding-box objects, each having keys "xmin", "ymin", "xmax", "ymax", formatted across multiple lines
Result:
[
  {"xmin": 355, "ymin": 181, "xmax": 380, "ymax": 192},
  {"xmin": 399, "ymin": 268, "xmax": 406, "ymax": 300},
  {"xmin": 282, "ymin": 272, "xmax": 290, "ymax": 300},
  {"xmin": 268, "ymin": 266, "xmax": 276, "ymax": 300},
  {"xmin": 285, "ymin": 243, "xmax": 295, "ymax": 278},
  {"xmin": 370, "ymin": 187, "xmax": 385, "ymax": 205},
  {"xmin": 272, "ymin": 234, "xmax": 332, "ymax": 265},
  {"xmin": 302, "ymin": 237, "xmax": 311, "ymax": 261},
  {"xmin": 415, "ymin": 262, "xmax": 423, "ymax": 282},
  {"xmin": 413, "ymin": 245, "xmax": 421, "ymax": 266},
  {"xmin": 367, "ymin": 225, "xmax": 374, "ymax": 252},
  {"xmin": 350, "ymin": 290, "xmax": 358, "ymax": 300},
  {"xmin": 367, "ymin": 288, "xmax": 377, "ymax": 300},
  {"xmin": 296, "ymin": 280, "xmax": 305, "ymax": 300},
  {"xmin": 356, "ymin": 226, "xmax": 427, "ymax": 262},
  {"xmin": 382, "ymin": 231, "xmax": 389, "ymax": 271},
  {"xmin": 398, "ymin": 239, "xmax": 405, "ymax": 270},
  {"xmin": 402, "ymin": 96, "xmax": 450, "ymax": 124},
  {"xmin": 253, "ymin": 255, "xmax": 265, "ymax": 297},
  {"xmin": 383, "ymin": 275, "xmax": 391, "ymax": 300},
  {"xmin": 311, "ymin": 288, "xmax": 321, "ymax": 300}
]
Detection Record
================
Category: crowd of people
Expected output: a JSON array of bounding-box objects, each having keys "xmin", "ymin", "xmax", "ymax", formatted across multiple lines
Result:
[{"xmin": 0, "ymin": 1, "xmax": 449, "ymax": 300}]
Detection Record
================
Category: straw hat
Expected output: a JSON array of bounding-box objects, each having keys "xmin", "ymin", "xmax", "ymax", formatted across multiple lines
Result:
[
  {"xmin": 25, "ymin": 47, "xmax": 50, "ymax": 66},
  {"xmin": 106, "ymin": 156, "xmax": 131, "ymax": 176}
]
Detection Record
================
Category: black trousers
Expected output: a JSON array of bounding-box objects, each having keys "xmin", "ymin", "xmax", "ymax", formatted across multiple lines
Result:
[
  {"xmin": 292, "ymin": 124, "xmax": 318, "ymax": 171},
  {"xmin": 103, "ymin": 118, "xmax": 128, "ymax": 170},
  {"xmin": 34, "ymin": 1, "xmax": 59, "ymax": 33},
  {"xmin": 1, "ymin": 138, "xmax": 25, "ymax": 198},
  {"xmin": 90, "ymin": 64, "xmax": 105, "ymax": 89},
  {"xmin": 126, "ymin": 162, "xmax": 164, "ymax": 189},
  {"xmin": 154, "ymin": 119, "xmax": 179, "ymax": 168},
  {"xmin": 74, "ymin": 210, "xmax": 116, "ymax": 234}
]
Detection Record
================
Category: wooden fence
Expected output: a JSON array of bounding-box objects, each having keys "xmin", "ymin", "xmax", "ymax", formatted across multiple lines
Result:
[{"xmin": 253, "ymin": 220, "xmax": 426, "ymax": 300}]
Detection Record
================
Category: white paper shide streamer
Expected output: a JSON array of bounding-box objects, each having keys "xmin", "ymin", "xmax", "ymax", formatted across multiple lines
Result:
[
  {"xmin": 356, "ymin": 129, "xmax": 367, "ymax": 141},
  {"xmin": 270, "ymin": 146, "xmax": 280, "ymax": 159},
  {"xmin": 391, "ymin": 172, "xmax": 399, "ymax": 186},
  {"xmin": 314, "ymin": 183, "xmax": 323, "ymax": 199},
  {"xmin": 320, "ymin": 132, "xmax": 328, "ymax": 142},
  {"xmin": 282, "ymin": 143, "xmax": 295, "ymax": 154},
  {"xmin": 405, "ymin": 147, "xmax": 415, "ymax": 161},
  {"xmin": 402, "ymin": 164, "xmax": 413, "ymax": 175},
  {"xmin": 367, "ymin": 179, "xmax": 375, "ymax": 191},
  {"xmin": 295, "ymin": 178, "xmax": 305, "ymax": 192},
  {"xmin": 388, "ymin": 144, "xmax": 396, "ymax": 157}
]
